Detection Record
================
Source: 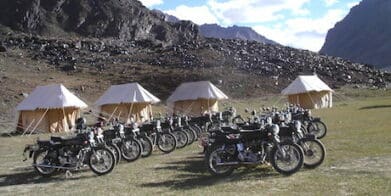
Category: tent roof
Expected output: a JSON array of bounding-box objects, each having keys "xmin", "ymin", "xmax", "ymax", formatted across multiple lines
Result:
[
  {"xmin": 167, "ymin": 81, "xmax": 228, "ymax": 103},
  {"xmin": 16, "ymin": 84, "xmax": 88, "ymax": 111},
  {"xmin": 95, "ymin": 83, "xmax": 160, "ymax": 106},
  {"xmin": 281, "ymin": 75, "xmax": 334, "ymax": 95}
]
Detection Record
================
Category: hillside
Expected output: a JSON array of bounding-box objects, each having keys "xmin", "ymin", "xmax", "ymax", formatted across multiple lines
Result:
[
  {"xmin": 320, "ymin": 0, "xmax": 391, "ymax": 68},
  {"xmin": 0, "ymin": 0, "xmax": 200, "ymax": 46},
  {"xmin": 152, "ymin": 10, "xmax": 277, "ymax": 45},
  {"xmin": 199, "ymin": 24, "xmax": 277, "ymax": 45},
  {"xmin": 0, "ymin": 0, "xmax": 390, "ymax": 123}
]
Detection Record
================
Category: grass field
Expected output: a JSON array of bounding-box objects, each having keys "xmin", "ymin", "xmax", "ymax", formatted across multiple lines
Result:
[{"xmin": 0, "ymin": 90, "xmax": 390, "ymax": 195}]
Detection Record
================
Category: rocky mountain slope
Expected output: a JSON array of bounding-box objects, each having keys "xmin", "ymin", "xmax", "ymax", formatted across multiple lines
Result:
[
  {"xmin": 320, "ymin": 0, "xmax": 391, "ymax": 68},
  {"xmin": 0, "ymin": 0, "xmax": 390, "ymax": 123},
  {"xmin": 199, "ymin": 24, "xmax": 277, "ymax": 45},
  {"xmin": 0, "ymin": 0, "xmax": 200, "ymax": 46},
  {"xmin": 152, "ymin": 10, "xmax": 277, "ymax": 45}
]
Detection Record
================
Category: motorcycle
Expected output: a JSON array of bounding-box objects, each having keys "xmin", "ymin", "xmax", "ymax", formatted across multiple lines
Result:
[
  {"xmin": 23, "ymin": 128, "xmax": 116, "ymax": 177},
  {"xmin": 291, "ymin": 108, "xmax": 327, "ymax": 139},
  {"xmin": 205, "ymin": 119, "xmax": 304, "ymax": 176},
  {"xmin": 278, "ymin": 120, "xmax": 326, "ymax": 169},
  {"xmin": 124, "ymin": 122, "xmax": 153, "ymax": 158},
  {"xmin": 139, "ymin": 120, "xmax": 177, "ymax": 153}
]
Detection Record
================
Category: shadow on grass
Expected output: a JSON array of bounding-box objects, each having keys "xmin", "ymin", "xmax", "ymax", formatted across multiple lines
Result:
[
  {"xmin": 0, "ymin": 167, "xmax": 94, "ymax": 187},
  {"xmin": 359, "ymin": 105, "xmax": 391, "ymax": 110},
  {"xmin": 140, "ymin": 155, "xmax": 281, "ymax": 190}
]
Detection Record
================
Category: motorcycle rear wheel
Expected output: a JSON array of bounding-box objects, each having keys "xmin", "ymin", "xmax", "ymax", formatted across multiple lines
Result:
[
  {"xmin": 33, "ymin": 150, "xmax": 57, "ymax": 177},
  {"xmin": 206, "ymin": 145, "xmax": 235, "ymax": 177},
  {"xmin": 270, "ymin": 142, "xmax": 304, "ymax": 175},
  {"xmin": 89, "ymin": 147, "xmax": 115, "ymax": 175}
]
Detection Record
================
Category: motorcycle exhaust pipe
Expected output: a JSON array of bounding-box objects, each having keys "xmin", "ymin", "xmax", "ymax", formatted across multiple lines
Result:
[
  {"xmin": 216, "ymin": 161, "xmax": 259, "ymax": 166},
  {"xmin": 32, "ymin": 164, "xmax": 77, "ymax": 170}
]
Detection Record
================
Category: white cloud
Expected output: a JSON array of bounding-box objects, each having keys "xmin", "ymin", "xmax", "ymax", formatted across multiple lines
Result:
[
  {"xmin": 207, "ymin": 0, "xmax": 311, "ymax": 25},
  {"xmin": 324, "ymin": 0, "xmax": 339, "ymax": 7},
  {"xmin": 139, "ymin": 0, "xmax": 163, "ymax": 7},
  {"xmin": 347, "ymin": 1, "xmax": 360, "ymax": 8},
  {"xmin": 165, "ymin": 5, "xmax": 218, "ymax": 25},
  {"xmin": 253, "ymin": 9, "xmax": 347, "ymax": 51}
]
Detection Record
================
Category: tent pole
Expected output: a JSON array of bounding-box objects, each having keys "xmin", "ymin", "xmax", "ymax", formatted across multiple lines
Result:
[
  {"xmin": 29, "ymin": 108, "xmax": 49, "ymax": 136},
  {"xmin": 62, "ymin": 107, "xmax": 69, "ymax": 133},
  {"xmin": 22, "ymin": 119, "xmax": 35, "ymax": 136},
  {"xmin": 184, "ymin": 101, "xmax": 195, "ymax": 116},
  {"xmin": 107, "ymin": 105, "xmax": 119, "ymax": 122},
  {"xmin": 307, "ymin": 92, "xmax": 316, "ymax": 109},
  {"xmin": 127, "ymin": 103, "xmax": 134, "ymax": 123},
  {"xmin": 117, "ymin": 111, "xmax": 122, "ymax": 122},
  {"xmin": 149, "ymin": 104, "xmax": 153, "ymax": 120},
  {"xmin": 207, "ymin": 99, "xmax": 210, "ymax": 113}
]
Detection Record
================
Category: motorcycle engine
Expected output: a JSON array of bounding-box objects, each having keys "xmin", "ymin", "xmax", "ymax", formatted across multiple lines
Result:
[{"xmin": 58, "ymin": 147, "xmax": 79, "ymax": 165}]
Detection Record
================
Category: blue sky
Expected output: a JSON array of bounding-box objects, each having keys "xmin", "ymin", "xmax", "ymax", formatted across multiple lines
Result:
[{"xmin": 139, "ymin": 0, "xmax": 361, "ymax": 52}]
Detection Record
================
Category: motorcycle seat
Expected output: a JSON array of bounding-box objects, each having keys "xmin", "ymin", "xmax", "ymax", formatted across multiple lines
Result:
[
  {"xmin": 51, "ymin": 136, "xmax": 83, "ymax": 145},
  {"xmin": 239, "ymin": 129, "xmax": 263, "ymax": 133},
  {"xmin": 221, "ymin": 126, "xmax": 239, "ymax": 133},
  {"xmin": 37, "ymin": 140, "xmax": 51, "ymax": 146}
]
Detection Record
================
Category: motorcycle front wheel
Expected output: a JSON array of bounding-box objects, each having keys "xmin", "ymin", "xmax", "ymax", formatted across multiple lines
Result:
[
  {"xmin": 307, "ymin": 121, "xmax": 327, "ymax": 139},
  {"xmin": 107, "ymin": 143, "xmax": 121, "ymax": 165},
  {"xmin": 183, "ymin": 128, "xmax": 196, "ymax": 145},
  {"xmin": 205, "ymin": 145, "xmax": 235, "ymax": 177},
  {"xmin": 172, "ymin": 130, "xmax": 188, "ymax": 148},
  {"xmin": 157, "ymin": 133, "xmax": 176, "ymax": 153},
  {"xmin": 139, "ymin": 136, "xmax": 153, "ymax": 158},
  {"xmin": 88, "ymin": 147, "xmax": 115, "ymax": 175},
  {"xmin": 300, "ymin": 138, "xmax": 326, "ymax": 168},
  {"xmin": 33, "ymin": 149, "xmax": 57, "ymax": 177},
  {"xmin": 270, "ymin": 142, "xmax": 304, "ymax": 175},
  {"xmin": 120, "ymin": 138, "xmax": 142, "ymax": 162}
]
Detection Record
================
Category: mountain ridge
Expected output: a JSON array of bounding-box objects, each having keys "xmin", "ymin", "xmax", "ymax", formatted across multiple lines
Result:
[{"xmin": 320, "ymin": 0, "xmax": 391, "ymax": 68}]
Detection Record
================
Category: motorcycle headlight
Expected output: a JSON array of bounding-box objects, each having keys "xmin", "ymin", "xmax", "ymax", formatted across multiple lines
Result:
[
  {"xmin": 119, "ymin": 125, "xmax": 125, "ymax": 136},
  {"xmin": 156, "ymin": 120, "xmax": 161, "ymax": 129},
  {"xmin": 270, "ymin": 124, "xmax": 280, "ymax": 135},
  {"xmin": 294, "ymin": 121, "xmax": 301, "ymax": 131},
  {"xmin": 133, "ymin": 123, "xmax": 138, "ymax": 129},
  {"xmin": 307, "ymin": 110, "xmax": 312, "ymax": 117},
  {"xmin": 266, "ymin": 117, "xmax": 272, "ymax": 125}
]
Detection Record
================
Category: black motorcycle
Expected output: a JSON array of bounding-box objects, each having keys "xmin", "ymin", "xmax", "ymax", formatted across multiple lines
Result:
[
  {"xmin": 205, "ymin": 122, "xmax": 304, "ymax": 176},
  {"xmin": 180, "ymin": 116, "xmax": 198, "ymax": 145},
  {"xmin": 291, "ymin": 109, "xmax": 327, "ymax": 139},
  {"xmin": 164, "ymin": 117, "xmax": 188, "ymax": 149},
  {"xmin": 23, "ymin": 129, "xmax": 116, "ymax": 176},
  {"xmin": 279, "ymin": 121, "xmax": 326, "ymax": 169},
  {"xmin": 103, "ymin": 123, "xmax": 142, "ymax": 162},
  {"xmin": 124, "ymin": 123, "xmax": 153, "ymax": 158},
  {"xmin": 139, "ymin": 120, "xmax": 177, "ymax": 153}
]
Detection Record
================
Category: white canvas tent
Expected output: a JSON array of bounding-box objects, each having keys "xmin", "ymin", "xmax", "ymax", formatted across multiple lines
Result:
[
  {"xmin": 281, "ymin": 75, "xmax": 334, "ymax": 109},
  {"xmin": 95, "ymin": 83, "xmax": 160, "ymax": 123},
  {"xmin": 16, "ymin": 84, "xmax": 88, "ymax": 133},
  {"xmin": 167, "ymin": 81, "xmax": 228, "ymax": 116}
]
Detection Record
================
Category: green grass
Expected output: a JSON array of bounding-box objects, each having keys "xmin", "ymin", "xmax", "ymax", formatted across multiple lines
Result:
[{"xmin": 0, "ymin": 93, "xmax": 390, "ymax": 195}]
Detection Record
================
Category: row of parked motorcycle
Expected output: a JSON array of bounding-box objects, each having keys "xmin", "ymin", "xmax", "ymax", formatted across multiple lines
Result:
[
  {"xmin": 23, "ymin": 104, "xmax": 327, "ymax": 178},
  {"xmin": 22, "ymin": 114, "xmax": 210, "ymax": 177},
  {"xmin": 202, "ymin": 105, "xmax": 327, "ymax": 177}
]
